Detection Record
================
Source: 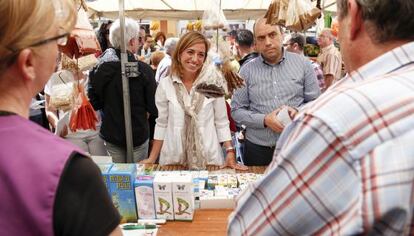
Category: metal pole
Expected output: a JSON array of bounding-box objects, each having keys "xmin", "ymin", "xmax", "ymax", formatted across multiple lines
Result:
[{"xmin": 119, "ymin": 0, "xmax": 134, "ymax": 163}]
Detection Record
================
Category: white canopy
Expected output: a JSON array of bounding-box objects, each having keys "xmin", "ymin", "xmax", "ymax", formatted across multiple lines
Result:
[{"xmin": 86, "ymin": 0, "xmax": 337, "ymax": 20}]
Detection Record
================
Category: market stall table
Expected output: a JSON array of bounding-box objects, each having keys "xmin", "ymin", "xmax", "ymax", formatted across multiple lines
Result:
[
  {"xmin": 157, "ymin": 209, "xmax": 232, "ymax": 236},
  {"xmin": 146, "ymin": 165, "xmax": 267, "ymax": 236},
  {"xmin": 147, "ymin": 164, "xmax": 266, "ymax": 174}
]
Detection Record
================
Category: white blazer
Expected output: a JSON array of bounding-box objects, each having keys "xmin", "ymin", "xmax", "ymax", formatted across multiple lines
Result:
[{"xmin": 154, "ymin": 75, "xmax": 231, "ymax": 166}]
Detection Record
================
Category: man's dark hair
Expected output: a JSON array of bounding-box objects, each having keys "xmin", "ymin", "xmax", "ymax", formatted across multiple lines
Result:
[
  {"xmin": 288, "ymin": 33, "xmax": 305, "ymax": 50},
  {"xmin": 97, "ymin": 20, "xmax": 113, "ymax": 52},
  {"xmin": 140, "ymin": 25, "xmax": 148, "ymax": 33},
  {"xmin": 228, "ymin": 30, "xmax": 237, "ymax": 38},
  {"xmin": 337, "ymin": 0, "xmax": 414, "ymax": 43},
  {"xmin": 235, "ymin": 29, "xmax": 254, "ymax": 48}
]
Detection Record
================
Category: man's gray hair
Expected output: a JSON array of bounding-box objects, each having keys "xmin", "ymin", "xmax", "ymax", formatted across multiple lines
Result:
[
  {"xmin": 164, "ymin": 37, "xmax": 179, "ymax": 56},
  {"xmin": 337, "ymin": 0, "xmax": 414, "ymax": 43},
  {"xmin": 109, "ymin": 18, "xmax": 139, "ymax": 49}
]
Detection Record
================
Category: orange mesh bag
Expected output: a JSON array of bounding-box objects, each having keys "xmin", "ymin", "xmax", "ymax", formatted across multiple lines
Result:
[{"xmin": 69, "ymin": 79, "xmax": 98, "ymax": 132}]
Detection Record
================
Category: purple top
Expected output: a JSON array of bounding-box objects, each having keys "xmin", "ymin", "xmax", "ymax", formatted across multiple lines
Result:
[{"xmin": 0, "ymin": 115, "xmax": 83, "ymax": 236}]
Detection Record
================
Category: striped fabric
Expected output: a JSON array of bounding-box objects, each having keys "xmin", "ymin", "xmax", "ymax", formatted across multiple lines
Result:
[
  {"xmin": 231, "ymin": 51, "xmax": 320, "ymax": 147},
  {"xmin": 317, "ymin": 44, "xmax": 342, "ymax": 81},
  {"xmin": 228, "ymin": 42, "xmax": 414, "ymax": 236}
]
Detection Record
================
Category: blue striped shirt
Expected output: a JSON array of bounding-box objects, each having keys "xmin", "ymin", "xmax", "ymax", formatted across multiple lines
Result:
[{"xmin": 231, "ymin": 50, "xmax": 320, "ymax": 147}]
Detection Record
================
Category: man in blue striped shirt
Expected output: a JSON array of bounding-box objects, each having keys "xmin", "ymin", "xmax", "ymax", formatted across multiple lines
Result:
[{"xmin": 231, "ymin": 18, "xmax": 320, "ymax": 166}]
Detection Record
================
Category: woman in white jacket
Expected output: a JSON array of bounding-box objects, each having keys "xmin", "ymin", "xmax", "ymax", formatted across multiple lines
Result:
[{"xmin": 141, "ymin": 31, "xmax": 246, "ymax": 170}]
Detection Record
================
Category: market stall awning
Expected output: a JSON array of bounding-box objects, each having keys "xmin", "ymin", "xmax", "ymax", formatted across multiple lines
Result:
[{"xmin": 86, "ymin": 0, "xmax": 338, "ymax": 20}]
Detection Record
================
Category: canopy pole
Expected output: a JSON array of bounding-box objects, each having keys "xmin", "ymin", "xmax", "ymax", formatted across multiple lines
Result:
[{"xmin": 119, "ymin": 0, "xmax": 134, "ymax": 163}]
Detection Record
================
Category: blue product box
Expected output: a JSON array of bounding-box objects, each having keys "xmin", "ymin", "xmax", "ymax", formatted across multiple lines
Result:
[
  {"xmin": 109, "ymin": 163, "xmax": 138, "ymax": 223},
  {"xmin": 97, "ymin": 163, "xmax": 113, "ymax": 195}
]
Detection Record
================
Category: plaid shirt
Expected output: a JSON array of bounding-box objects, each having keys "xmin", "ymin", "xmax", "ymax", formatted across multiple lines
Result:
[
  {"xmin": 228, "ymin": 42, "xmax": 414, "ymax": 235},
  {"xmin": 312, "ymin": 60, "xmax": 325, "ymax": 91}
]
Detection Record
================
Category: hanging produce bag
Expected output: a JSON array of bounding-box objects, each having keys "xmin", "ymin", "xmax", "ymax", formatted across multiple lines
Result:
[
  {"xmin": 285, "ymin": 0, "xmax": 321, "ymax": 32},
  {"xmin": 195, "ymin": 55, "xmax": 227, "ymax": 98},
  {"xmin": 196, "ymin": 0, "xmax": 244, "ymax": 98},
  {"xmin": 59, "ymin": 6, "xmax": 101, "ymax": 59},
  {"xmin": 69, "ymin": 82, "xmax": 98, "ymax": 132},
  {"xmin": 264, "ymin": 0, "xmax": 290, "ymax": 26},
  {"xmin": 201, "ymin": 0, "xmax": 229, "ymax": 32},
  {"xmin": 49, "ymin": 77, "xmax": 74, "ymax": 112}
]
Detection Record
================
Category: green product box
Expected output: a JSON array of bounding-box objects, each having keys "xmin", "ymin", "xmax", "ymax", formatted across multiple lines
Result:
[{"xmin": 172, "ymin": 173, "xmax": 194, "ymax": 221}]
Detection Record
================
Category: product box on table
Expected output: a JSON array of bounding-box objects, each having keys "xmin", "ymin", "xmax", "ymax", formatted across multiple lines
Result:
[
  {"xmin": 109, "ymin": 163, "xmax": 138, "ymax": 223},
  {"xmin": 153, "ymin": 172, "xmax": 174, "ymax": 220},
  {"xmin": 134, "ymin": 175, "xmax": 156, "ymax": 219},
  {"xmin": 200, "ymin": 186, "xmax": 238, "ymax": 209},
  {"xmin": 172, "ymin": 172, "xmax": 194, "ymax": 221},
  {"xmin": 96, "ymin": 163, "xmax": 113, "ymax": 194}
]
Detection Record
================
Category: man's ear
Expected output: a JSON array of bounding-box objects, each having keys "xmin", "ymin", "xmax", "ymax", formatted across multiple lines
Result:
[
  {"xmin": 348, "ymin": 0, "xmax": 363, "ymax": 40},
  {"xmin": 16, "ymin": 49, "xmax": 36, "ymax": 81},
  {"xmin": 128, "ymin": 38, "xmax": 134, "ymax": 47}
]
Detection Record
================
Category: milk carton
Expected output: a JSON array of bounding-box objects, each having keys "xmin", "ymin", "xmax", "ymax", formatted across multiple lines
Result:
[
  {"xmin": 172, "ymin": 172, "xmax": 194, "ymax": 221},
  {"xmin": 134, "ymin": 175, "xmax": 156, "ymax": 219},
  {"xmin": 96, "ymin": 163, "xmax": 113, "ymax": 194},
  {"xmin": 153, "ymin": 172, "xmax": 174, "ymax": 220},
  {"xmin": 109, "ymin": 164, "xmax": 137, "ymax": 223}
]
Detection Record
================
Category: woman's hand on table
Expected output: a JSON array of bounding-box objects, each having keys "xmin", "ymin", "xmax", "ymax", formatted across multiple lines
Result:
[
  {"xmin": 221, "ymin": 152, "xmax": 248, "ymax": 171},
  {"xmin": 139, "ymin": 158, "xmax": 156, "ymax": 164}
]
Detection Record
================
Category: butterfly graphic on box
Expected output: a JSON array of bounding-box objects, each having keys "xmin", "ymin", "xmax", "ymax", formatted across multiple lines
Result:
[{"xmin": 158, "ymin": 184, "xmax": 166, "ymax": 190}]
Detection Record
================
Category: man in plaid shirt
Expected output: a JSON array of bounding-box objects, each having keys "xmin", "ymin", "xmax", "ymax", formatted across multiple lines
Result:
[{"xmin": 228, "ymin": 0, "xmax": 414, "ymax": 235}]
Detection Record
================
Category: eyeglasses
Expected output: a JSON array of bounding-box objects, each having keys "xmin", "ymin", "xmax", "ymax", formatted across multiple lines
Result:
[
  {"xmin": 28, "ymin": 33, "xmax": 70, "ymax": 48},
  {"xmin": 283, "ymin": 43, "xmax": 293, "ymax": 47}
]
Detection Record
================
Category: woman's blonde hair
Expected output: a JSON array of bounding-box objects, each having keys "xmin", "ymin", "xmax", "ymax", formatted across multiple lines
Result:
[
  {"xmin": 170, "ymin": 31, "xmax": 210, "ymax": 78},
  {"xmin": 0, "ymin": 0, "xmax": 76, "ymax": 72}
]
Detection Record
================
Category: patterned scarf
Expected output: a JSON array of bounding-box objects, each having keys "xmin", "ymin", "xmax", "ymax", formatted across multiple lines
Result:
[{"xmin": 172, "ymin": 78, "xmax": 206, "ymax": 170}]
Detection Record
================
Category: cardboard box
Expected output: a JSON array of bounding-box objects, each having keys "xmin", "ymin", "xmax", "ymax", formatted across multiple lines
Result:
[
  {"xmin": 199, "ymin": 195, "xmax": 235, "ymax": 209},
  {"xmin": 91, "ymin": 155, "xmax": 113, "ymax": 164},
  {"xmin": 109, "ymin": 164, "xmax": 138, "ymax": 223},
  {"xmin": 153, "ymin": 172, "xmax": 174, "ymax": 220},
  {"xmin": 172, "ymin": 173, "xmax": 194, "ymax": 221},
  {"xmin": 134, "ymin": 175, "xmax": 156, "ymax": 219}
]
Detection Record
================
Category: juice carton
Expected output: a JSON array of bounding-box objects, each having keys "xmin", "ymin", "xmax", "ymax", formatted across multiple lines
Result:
[
  {"xmin": 134, "ymin": 175, "xmax": 156, "ymax": 219},
  {"xmin": 172, "ymin": 172, "xmax": 194, "ymax": 221},
  {"xmin": 153, "ymin": 172, "xmax": 174, "ymax": 220},
  {"xmin": 109, "ymin": 163, "xmax": 137, "ymax": 223}
]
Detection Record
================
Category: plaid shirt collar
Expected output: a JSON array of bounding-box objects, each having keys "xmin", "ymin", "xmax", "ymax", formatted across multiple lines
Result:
[{"xmin": 334, "ymin": 41, "xmax": 414, "ymax": 88}]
